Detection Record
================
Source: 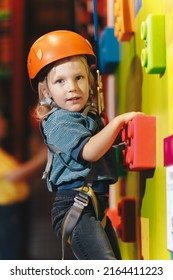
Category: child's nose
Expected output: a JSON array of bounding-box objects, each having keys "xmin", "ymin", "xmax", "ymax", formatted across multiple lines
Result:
[{"xmin": 67, "ymin": 79, "xmax": 77, "ymax": 91}]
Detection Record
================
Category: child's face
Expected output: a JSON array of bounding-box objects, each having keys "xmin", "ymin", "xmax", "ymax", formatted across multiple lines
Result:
[{"xmin": 46, "ymin": 56, "xmax": 90, "ymax": 112}]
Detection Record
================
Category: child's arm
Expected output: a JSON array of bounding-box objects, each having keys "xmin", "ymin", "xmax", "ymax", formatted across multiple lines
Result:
[{"xmin": 81, "ymin": 112, "xmax": 143, "ymax": 162}]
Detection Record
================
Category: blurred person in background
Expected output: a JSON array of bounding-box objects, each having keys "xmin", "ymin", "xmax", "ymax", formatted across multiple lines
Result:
[
  {"xmin": 0, "ymin": 107, "xmax": 52, "ymax": 259},
  {"xmin": 0, "ymin": 107, "xmax": 70, "ymax": 259},
  {"xmin": 0, "ymin": 108, "xmax": 30, "ymax": 259}
]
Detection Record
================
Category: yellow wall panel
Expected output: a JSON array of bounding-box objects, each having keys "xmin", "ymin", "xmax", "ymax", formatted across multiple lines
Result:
[{"xmin": 116, "ymin": 0, "xmax": 172, "ymax": 259}]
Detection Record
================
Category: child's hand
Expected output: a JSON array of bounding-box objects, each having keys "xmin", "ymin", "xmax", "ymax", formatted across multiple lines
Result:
[
  {"xmin": 81, "ymin": 111, "xmax": 144, "ymax": 162},
  {"xmin": 119, "ymin": 112, "xmax": 144, "ymax": 125}
]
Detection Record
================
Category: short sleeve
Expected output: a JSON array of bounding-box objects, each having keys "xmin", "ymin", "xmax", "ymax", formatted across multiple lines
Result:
[{"xmin": 43, "ymin": 109, "xmax": 97, "ymax": 158}]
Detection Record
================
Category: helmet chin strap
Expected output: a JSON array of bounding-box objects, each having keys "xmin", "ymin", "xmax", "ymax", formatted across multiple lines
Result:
[
  {"xmin": 39, "ymin": 77, "xmax": 57, "ymax": 107},
  {"xmin": 39, "ymin": 95, "xmax": 57, "ymax": 109},
  {"xmin": 39, "ymin": 96, "xmax": 53, "ymax": 106}
]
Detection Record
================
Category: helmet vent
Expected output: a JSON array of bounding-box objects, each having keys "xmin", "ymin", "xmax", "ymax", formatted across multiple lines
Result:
[{"xmin": 36, "ymin": 49, "xmax": 42, "ymax": 60}]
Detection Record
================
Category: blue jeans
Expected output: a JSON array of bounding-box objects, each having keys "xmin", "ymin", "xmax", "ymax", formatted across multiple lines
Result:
[{"xmin": 51, "ymin": 189, "xmax": 121, "ymax": 260}]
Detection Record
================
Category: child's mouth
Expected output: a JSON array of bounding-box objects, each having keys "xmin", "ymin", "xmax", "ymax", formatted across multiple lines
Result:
[{"xmin": 67, "ymin": 97, "xmax": 80, "ymax": 101}]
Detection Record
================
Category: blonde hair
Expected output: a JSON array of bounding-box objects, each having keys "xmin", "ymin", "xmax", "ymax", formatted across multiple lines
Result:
[{"xmin": 34, "ymin": 55, "xmax": 95, "ymax": 120}]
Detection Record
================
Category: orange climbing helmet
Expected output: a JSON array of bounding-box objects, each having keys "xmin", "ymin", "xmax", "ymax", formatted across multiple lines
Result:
[{"xmin": 27, "ymin": 30, "xmax": 96, "ymax": 90}]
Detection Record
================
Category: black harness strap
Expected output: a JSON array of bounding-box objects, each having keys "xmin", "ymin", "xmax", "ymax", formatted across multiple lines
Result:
[
  {"xmin": 61, "ymin": 190, "xmax": 89, "ymax": 260},
  {"xmin": 60, "ymin": 163, "xmax": 100, "ymax": 260}
]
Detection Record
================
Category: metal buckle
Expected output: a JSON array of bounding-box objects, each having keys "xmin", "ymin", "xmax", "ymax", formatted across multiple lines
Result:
[
  {"xmin": 74, "ymin": 192, "xmax": 89, "ymax": 209},
  {"xmin": 42, "ymin": 171, "xmax": 48, "ymax": 179}
]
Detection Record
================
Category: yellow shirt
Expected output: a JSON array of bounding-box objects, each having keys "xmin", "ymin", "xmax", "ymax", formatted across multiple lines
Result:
[{"xmin": 0, "ymin": 149, "xmax": 30, "ymax": 205}]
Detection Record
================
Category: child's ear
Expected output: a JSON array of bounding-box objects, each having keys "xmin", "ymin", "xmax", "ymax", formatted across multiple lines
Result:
[{"xmin": 38, "ymin": 81, "xmax": 49, "ymax": 98}]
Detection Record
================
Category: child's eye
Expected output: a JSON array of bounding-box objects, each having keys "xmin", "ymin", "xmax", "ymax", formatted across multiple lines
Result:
[
  {"xmin": 76, "ymin": 75, "xmax": 83, "ymax": 81},
  {"xmin": 56, "ymin": 79, "xmax": 64, "ymax": 84}
]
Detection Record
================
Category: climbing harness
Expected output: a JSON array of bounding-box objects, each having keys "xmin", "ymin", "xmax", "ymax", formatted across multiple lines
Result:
[
  {"xmin": 40, "ymin": 105, "xmax": 109, "ymax": 259},
  {"xmin": 61, "ymin": 181, "xmax": 107, "ymax": 260}
]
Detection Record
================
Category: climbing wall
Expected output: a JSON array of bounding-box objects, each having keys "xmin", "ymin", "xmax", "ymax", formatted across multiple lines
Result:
[{"xmin": 114, "ymin": 0, "xmax": 173, "ymax": 260}]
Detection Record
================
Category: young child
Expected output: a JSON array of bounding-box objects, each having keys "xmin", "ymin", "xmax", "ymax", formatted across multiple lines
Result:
[{"xmin": 27, "ymin": 30, "xmax": 142, "ymax": 260}]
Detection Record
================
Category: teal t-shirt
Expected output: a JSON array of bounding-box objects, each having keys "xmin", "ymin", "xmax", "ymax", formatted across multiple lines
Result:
[{"xmin": 42, "ymin": 107, "xmax": 118, "ymax": 192}]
